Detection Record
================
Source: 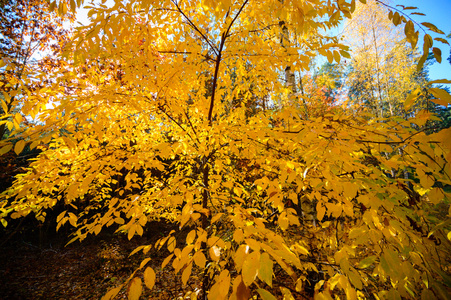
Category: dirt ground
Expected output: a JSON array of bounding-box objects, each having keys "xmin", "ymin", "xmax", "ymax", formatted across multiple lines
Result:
[{"xmin": 0, "ymin": 220, "xmax": 194, "ymax": 300}]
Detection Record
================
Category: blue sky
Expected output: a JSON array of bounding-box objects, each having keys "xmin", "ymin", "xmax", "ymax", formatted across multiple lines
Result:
[{"xmin": 396, "ymin": 0, "xmax": 451, "ymax": 81}]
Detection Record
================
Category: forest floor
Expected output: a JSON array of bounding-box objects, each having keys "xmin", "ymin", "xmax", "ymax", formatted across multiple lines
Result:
[
  {"xmin": 0, "ymin": 217, "xmax": 309, "ymax": 300},
  {"xmin": 0, "ymin": 220, "xmax": 203, "ymax": 300}
]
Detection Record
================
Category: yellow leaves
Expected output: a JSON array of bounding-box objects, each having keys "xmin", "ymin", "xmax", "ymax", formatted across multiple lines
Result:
[
  {"xmin": 326, "ymin": 202, "xmax": 342, "ymax": 218},
  {"xmin": 429, "ymin": 87, "xmax": 451, "ymax": 106},
  {"xmin": 180, "ymin": 203, "xmax": 193, "ymax": 229},
  {"xmin": 181, "ymin": 262, "xmax": 193, "ymax": 286},
  {"xmin": 138, "ymin": 214, "xmax": 147, "ymax": 227},
  {"xmin": 234, "ymin": 245, "xmax": 249, "ymax": 272},
  {"xmin": 0, "ymin": 98, "xmax": 8, "ymax": 113},
  {"xmin": 316, "ymin": 202, "xmax": 326, "ymax": 221},
  {"xmin": 392, "ymin": 11, "xmax": 401, "ymax": 26},
  {"xmin": 258, "ymin": 252, "xmax": 273, "ymax": 287},
  {"xmin": 242, "ymin": 250, "xmax": 260, "ymax": 286},
  {"xmin": 333, "ymin": 50, "xmax": 340, "ymax": 64},
  {"xmin": 209, "ymin": 245, "xmax": 221, "ymax": 262},
  {"xmin": 421, "ymin": 22, "xmax": 445, "ymax": 35},
  {"xmin": 102, "ymin": 286, "xmax": 122, "ymax": 300},
  {"xmin": 256, "ymin": 289, "xmax": 277, "ymax": 300},
  {"xmin": 230, "ymin": 275, "xmax": 250, "ymax": 300},
  {"xmin": 0, "ymin": 144, "xmax": 13, "ymax": 156},
  {"xmin": 128, "ymin": 224, "xmax": 136, "ymax": 240},
  {"xmin": 115, "ymin": 217, "xmax": 125, "ymax": 224},
  {"xmin": 13, "ymin": 113, "xmax": 22, "ymax": 127},
  {"xmin": 68, "ymin": 212, "xmax": 77, "ymax": 227},
  {"xmin": 428, "ymin": 79, "xmax": 451, "ymax": 85},
  {"xmin": 404, "ymin": 88, "xmax": 420, "ymax": 111},
  {"xmin": 194, "ymin": 251, "xmax": 207, "ymax": 268},
  {"xmin": 404, "ymin": 20, "xmax": 417, "ymax": 49},
  {"xmin": 14, "ymin": 140, "xmax": 26, "ymax": 155},
  {"xmin": 233, "ymin": 229, "xmax": 244, "ymax": 244},
  {"xmin": 69, "ymin": 0, "xmax": 76, "ymax": 13},
  {"xmin": 211, "ymin": 213, "xmax": 223, "ymax": 224},
  {"xmin": 417, "ymin": 168, "xmax": 435, "ymax": 190},
  {"xmin": 427, "ymin": 186, "xmax": 444, "ymax": 204},
  {"xmin": 143, "ymin": 267, "xmax": 156, "ymax": 290},
  {"xmin": 278, "ymin": 212, "xmax": 289, "ymax": 231},
  {"xmin": 432, "ymin": 47, "xmax": 442, "ymax": 63},
  {"xmin": 358, "ymin": 255, "xmax": 376, "ymax": 269},
  {"xmin": 1, "ymin": 2, "xmax": 450, "ymax": 300},
  {"xmin": 434, "ymin": 37, "xmax": 450, "ymax": 45},
  {"xmin": 418, "ymin": 34, "xmax": 433, "ymax": 71},
  {"xmin": 162, "ymin": 254, "xmax": 174, "ymax": 269},
  {"xmin": 186, "ymin": 229, "xmax": 196, "ymax": 244},
  {"xmin": 326, "ymin": 51, "xmax": 334, "ymax": 64},
  {"xmin": 167, "ymin": 236, "xmax": 176, "ymax": 252},
  {"xmin": 280, "ymin": 287, "xmax": 295, "ymax": 300},
  {"xmin": 128, "ymin": 277, "xmax": 142, "ymax": 300},
  {"xmin": 209, "ymin": 270, "xmax": 230, "ymax": 300}
]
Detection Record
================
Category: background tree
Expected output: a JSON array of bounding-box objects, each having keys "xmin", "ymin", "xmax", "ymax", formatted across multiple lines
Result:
[
  {"xmin": 0, "ymin": 0, "xmax": 73, "ymax": 140},
  {"xmin": 343, "ymin": 0, "xmax": 431, "ymax": 118},
  {"xmin": 299, "ymin": 62, "xmax": 345, "ymax": 118},
  {"xmin": 0, "ymin": 0, "xmax": 73, "ymax": 195}
]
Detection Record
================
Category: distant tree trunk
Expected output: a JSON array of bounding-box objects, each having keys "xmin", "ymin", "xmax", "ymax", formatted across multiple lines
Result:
[{"xmin": 279, "ymin": 20, "xmax": 296, "ymax": 94}]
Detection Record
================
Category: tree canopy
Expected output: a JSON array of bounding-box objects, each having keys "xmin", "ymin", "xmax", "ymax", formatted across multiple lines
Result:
[{"xmin": 1, "ymin": 0, "xmax": 451, "ymax": 299}]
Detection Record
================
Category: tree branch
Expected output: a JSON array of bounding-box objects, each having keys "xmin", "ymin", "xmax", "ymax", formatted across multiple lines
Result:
[
  {"xmin": 171, "ymin": 0, "xmax": 219, "ymax": 55},
  {"xmin": 208, "ymin": 0, "xmax": 249, "ymax": 124}
]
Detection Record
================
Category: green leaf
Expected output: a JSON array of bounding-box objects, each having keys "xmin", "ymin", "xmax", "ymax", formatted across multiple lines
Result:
[
  {"xmin": 358, "ymin": 256, "xmax": 377, "ymax": 268},
  {"xmin": 256, "ymin": 289, "xmax": 277, "ymax": 300}
]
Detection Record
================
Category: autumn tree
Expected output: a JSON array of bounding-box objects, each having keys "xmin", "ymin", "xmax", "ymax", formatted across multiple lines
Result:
[
  {"xmin": 0, "ymin": 0, "xmax": 74, "ymax": 139},
  {"xmin": 299, "ymin": 62, "xmax": 345, "ymax": 118},
  {"xmin": 343, "ymin": 0, "xmax": 441, "ymax": 119},
  {"xmin": 1, "ymin": 1, "xmax": 451, "ymax": 299},
  {"xmin": 0, "ymin": 0, "xmax": 74, "ymax": 195}
]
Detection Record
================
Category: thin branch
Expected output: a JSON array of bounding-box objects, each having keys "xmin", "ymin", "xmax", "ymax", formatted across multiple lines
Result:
[
  {"xmin": 156, "ymin": 103, "xmax": 198, "ymax": 148},
  {"xmin": 171, "ymin": 0, "xmax": 219, "ymax": 55},
  {"xmin": 184, "ymin": 110, "xmax": 200, "ymax": 144},
  {"xmin": 157, "ymin": 50, "xmax": 216, "ymax": 62},
  {"xmin": 208, "ymin": 0, "xmax": 249, "ymax": 123},
  {"xmin": 375, "ymin": 0, "xmax": 427, "ymax": 35}
]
